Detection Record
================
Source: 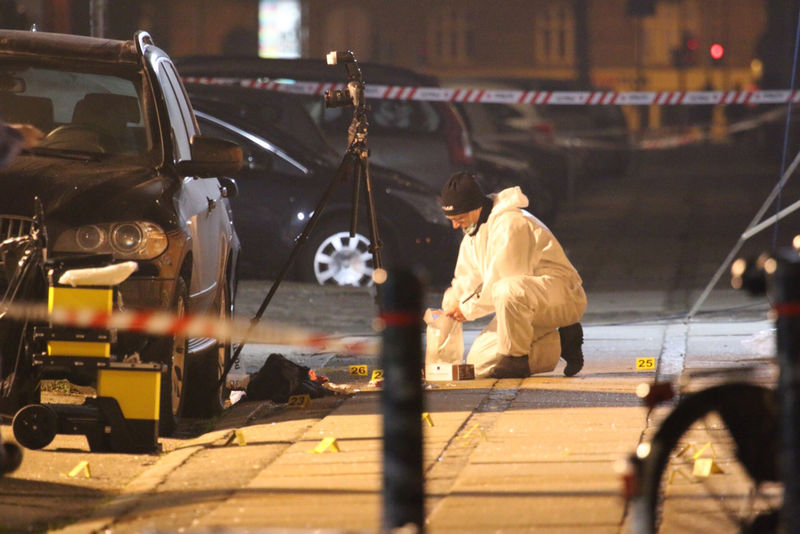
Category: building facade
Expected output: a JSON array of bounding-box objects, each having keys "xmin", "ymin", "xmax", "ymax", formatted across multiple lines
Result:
[
  {"xmin": 7, "ymin": 0, "xmax": 774, "ymax": 129},
  {"xmin": 299, "ymin": 0, "xmax": 767, "ymax": 129},
  {"xmin": 9, "ymin": 1, "xmax": 768, "ymax": 88},
  {"xmin": 300, "ymin": 0, "xmax": 765, "ymax": 91}
]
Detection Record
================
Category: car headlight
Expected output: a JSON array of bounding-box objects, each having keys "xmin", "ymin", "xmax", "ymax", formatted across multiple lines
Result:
[
  {"xmin": 390, "ymin": 190, "xmax": 449, "ymax": 226},
  {"xmin": 54, "ymin": 221, "xmax": 168, "ymax": 259},
  {"xmin": 75, "ymin": 225, "xmax": 105, "ymax": 250}
]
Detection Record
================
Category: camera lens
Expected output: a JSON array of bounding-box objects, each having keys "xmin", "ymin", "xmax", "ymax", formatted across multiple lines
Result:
[{"xmin": 324, "ymin": 89, "xmax": 353, "ymax": 108}]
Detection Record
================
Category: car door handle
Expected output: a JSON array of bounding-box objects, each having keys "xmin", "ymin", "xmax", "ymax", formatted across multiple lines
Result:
[{"xmin": 207, "ymin": 196, "xmax": 217, "ymax": 211}]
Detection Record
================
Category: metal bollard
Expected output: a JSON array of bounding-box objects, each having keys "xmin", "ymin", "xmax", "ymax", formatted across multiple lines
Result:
[
  {"xmin": 379, "ymin": 270, "xmax": 425, "ymax": 532},
  {"xmin": 771, "ymin": 248, "xmax": 800, "ymax": 534}
]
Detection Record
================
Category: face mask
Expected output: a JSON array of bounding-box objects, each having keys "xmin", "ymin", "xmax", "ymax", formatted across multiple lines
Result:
[{"xmin": 462, "ymin": 222, "xmax": 477, "ymax": 236}]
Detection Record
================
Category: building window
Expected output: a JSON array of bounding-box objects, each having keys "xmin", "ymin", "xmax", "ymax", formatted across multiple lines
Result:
[
  {"xmin": 425, "ymin": 5, "xmax": 472, "ymax": 65},
  {"xmin": 534, "ymin": 2, "xmax": 574, "ymax": 66},
  {"xmin": 259, "ymin": 0, "xmax": 302, "ymax": 58}
]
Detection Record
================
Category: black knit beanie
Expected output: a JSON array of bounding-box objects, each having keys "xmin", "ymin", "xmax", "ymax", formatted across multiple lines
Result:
[{"xmin": 440, "ymin": 172, "xmax": 487, "ymax": 216}]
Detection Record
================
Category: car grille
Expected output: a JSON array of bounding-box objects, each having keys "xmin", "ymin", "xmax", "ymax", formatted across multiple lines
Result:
[
  {"xmin": 0, "ymin": 216, "xmax": 33, "ymax": 242},
  {"xmin": 0, "ymin": 216, "xmax": 34, "ymax": 289}
]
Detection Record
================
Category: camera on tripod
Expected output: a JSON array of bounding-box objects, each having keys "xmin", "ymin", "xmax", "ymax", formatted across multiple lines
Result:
[
  {"xmin": 324, "ymin": 88, "xmax": 354, "ymax": 108},
  {"xmin": 324, "ymin": 50, "xmax": 364, "ymax": 110}
]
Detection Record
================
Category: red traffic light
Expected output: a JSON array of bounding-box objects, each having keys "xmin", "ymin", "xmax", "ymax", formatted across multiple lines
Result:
[{"xmin": 710, "ymin": 43, "xmax": 724, "ymax": 60}]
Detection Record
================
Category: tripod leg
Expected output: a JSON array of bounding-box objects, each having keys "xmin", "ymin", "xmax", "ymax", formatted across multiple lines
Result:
[
  {"xmin": 351, "ymin": 161, "xmax": 361, "ymax": 238},
  {"xmin": 360, "ymin": 156, "xmax": 384, "ymax": 271},
  {"xmin": 217, "ymin": 152, "xmax": 359, "ymax": 390},
  {"xmin": 359, "ymin": 156, "xmax": 386, "ymax": 310}
]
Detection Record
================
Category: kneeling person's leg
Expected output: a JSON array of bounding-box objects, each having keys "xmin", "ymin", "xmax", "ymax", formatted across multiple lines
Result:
[
  {"xmin": 521, "ymin": 276, "xmax": 586, "ymax": 377},
  {"xmin": 466, "ymin": 320, "xmax": 503, "ymax": 378},
  {"xmin": 493, "ymin": 275, "xmax": 586, "ymax": 377},
  {"xmin": 486, "ymin": 277, "xmax": 538, "ymax": 378},
  {"xmin": 466, "ymin": 319, "xmax": 531, "ymax": 379}
]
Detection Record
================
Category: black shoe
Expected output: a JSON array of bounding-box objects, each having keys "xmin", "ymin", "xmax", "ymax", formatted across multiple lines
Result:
[
  {"xmin": 560, "ymin": 323, "xmax": 584, "ymax": 377},
  {"xmin": 489, "ymin": 355, "xmax": 530, "ymax": 378}
]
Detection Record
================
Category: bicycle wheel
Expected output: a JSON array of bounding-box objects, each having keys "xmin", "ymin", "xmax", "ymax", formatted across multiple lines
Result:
[{"xmin": 633, "ymin": 383, "xmax": 781, "ymax": 533}]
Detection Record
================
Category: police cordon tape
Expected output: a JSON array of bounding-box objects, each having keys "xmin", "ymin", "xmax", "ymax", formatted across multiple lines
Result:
[
  {"xmin": 182, "ymin": 77, "xmax": 800, "ymax": 106},
  {"xmin": 183, "ymin": 76, "xmax": 794, "ymax": 151},
  {"xmin": 0, "ymin": 302, "xmax": 380, "ymax": 356}
]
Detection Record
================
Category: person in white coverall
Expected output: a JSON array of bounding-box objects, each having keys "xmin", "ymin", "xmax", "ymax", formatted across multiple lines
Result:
[{"xmin": 440, "ymin": 172, "xmax": 587, "ymax": 379}]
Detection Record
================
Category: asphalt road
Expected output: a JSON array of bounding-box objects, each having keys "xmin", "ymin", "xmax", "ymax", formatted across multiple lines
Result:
[{"xmin": 0, "ymin": 141, "xmax": 788, "ymax": 532}]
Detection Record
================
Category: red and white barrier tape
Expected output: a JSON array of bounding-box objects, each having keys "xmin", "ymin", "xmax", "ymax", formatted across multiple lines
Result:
[
  {"xmin": 2, "ymin": 303, "xmax": 379, "ymax": 356},
  {"xmin": 185, "ymin": 76, "xmax": 798, "ymax": 151},
  {"xmin": 182, "ymin": 77, "xmax": 800, "ymax": 106}
]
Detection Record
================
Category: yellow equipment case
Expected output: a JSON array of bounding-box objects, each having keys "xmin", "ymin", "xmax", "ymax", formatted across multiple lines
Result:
[{"xmin": 11, "ymin": 259, "xmax": 161, "ymax": 453}]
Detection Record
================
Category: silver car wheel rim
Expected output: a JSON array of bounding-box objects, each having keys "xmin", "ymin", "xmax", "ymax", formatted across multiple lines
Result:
[
  {"xmin": 171, "ymin": 295, "xmax": 186, "ymax": 415},
  {"xmin": 216, "ymin": 285, "xmax": 229, "ymax": 403},
  {"xmin": 313, "ymin": 231, "xmax": 374, "ymax": 286}
]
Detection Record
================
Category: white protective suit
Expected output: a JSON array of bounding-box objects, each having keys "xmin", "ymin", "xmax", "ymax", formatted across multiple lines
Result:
[{"xmin": 442, "ymin": 187, "xmax": 587, "ymax": 378}]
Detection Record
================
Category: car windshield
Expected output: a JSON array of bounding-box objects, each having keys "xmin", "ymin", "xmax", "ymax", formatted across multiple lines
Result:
[
  {"xmin": 0, "ymin": 62, "xmax": 154, "ymax": 158},
  {"xmin": 303, "ymin": 96, "xmax": 442, "ymax": 134}
]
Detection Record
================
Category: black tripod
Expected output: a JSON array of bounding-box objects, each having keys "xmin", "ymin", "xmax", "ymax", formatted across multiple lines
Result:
[{"xmin": 217, "ymin": 50, "xmax": 384, "ymax": 389}]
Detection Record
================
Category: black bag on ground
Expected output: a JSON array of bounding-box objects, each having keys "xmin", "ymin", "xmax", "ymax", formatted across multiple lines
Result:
[{"xmin": 245, "ymin": 353, "xmax": 329, "ymax": 403}]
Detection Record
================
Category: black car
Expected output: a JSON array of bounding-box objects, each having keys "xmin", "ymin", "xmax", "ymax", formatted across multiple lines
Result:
[
  {"xmin": 177, "ymin": 56, "xmax": 476, "ymax": 190},
  {"xmin": 0, "ymin": 30, "xmax": 242, "ymax": 435},
  {"xmin": 176, "ymin": 56, "xmax": 558, "ymax": 222},
  {"xmin": 188, "ymin": 87, "xmax": 459, "ymax": 288}
]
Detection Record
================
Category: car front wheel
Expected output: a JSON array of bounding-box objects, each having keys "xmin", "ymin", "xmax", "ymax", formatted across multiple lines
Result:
[
  {"xmin": 157, "ymin": 276, "xmax": 189, "ymax": 436},
  {"xmin": 184, "ymin": 278, "xmax": 232, "ymax": 417},
  {"xmin": 301, "ymin": 227, "xmax": 377, "ymax": 287}
]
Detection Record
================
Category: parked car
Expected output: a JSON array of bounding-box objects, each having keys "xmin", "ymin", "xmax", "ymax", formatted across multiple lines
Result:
[
  {"xmin": 0, "ymin": 29, "xmax": 242, "ymax": 435},
  {"xmin": 177, "ymin": 56, "xmax": 474, "ymax": 187},
  {"xmin": 187, "ymin": 86, "xmax": 460, "ymax": 287},
  {"xmin": 176, "ymin": 56, "xmax": 558, "ymax": 221},
  {"xmin": 442, "ymin": 77, "xmax": 634, "ymax": 180},
  {"xmin": 471, "ymin": 146, "xmax": 558, "ymax": 223},
  {"xmin": 441, "ymin": 82, "xmax": 569, "ymax": 203}
]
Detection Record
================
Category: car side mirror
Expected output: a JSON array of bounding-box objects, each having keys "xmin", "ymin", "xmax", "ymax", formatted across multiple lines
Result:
[{"xmin": 176, "ymin": 135, "xmax": 243, "ymax": 177}]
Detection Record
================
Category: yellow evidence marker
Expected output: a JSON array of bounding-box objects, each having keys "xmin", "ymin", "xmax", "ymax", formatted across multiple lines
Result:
[
  {"xmin": 461, "ymin": 423, "xmax": 487, "ymax": 442},
  {"xmin": 691, "ymin": 442, "xmax": 723, "ymax": 477},
  {"xmin": 288, "ymin": 394, "xmax": 311, "ymax": 409},
  {"xmin": 311, "ymin": 437, "xmax": 340, "ymax": 453},
  {"xmin": 635, "ymin": 357, "xmax": 656, "ymax": 371},
  {"xmin": 349, "ymin": 365, "xmax": 368, "ymax": 377},
  {"xmin": 68, "ymin": 460, "xmax": 91, "ymax": 478},
  {"xmin": 693, "ymin": 457, "xmax": 724, "ymax": 477}
]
